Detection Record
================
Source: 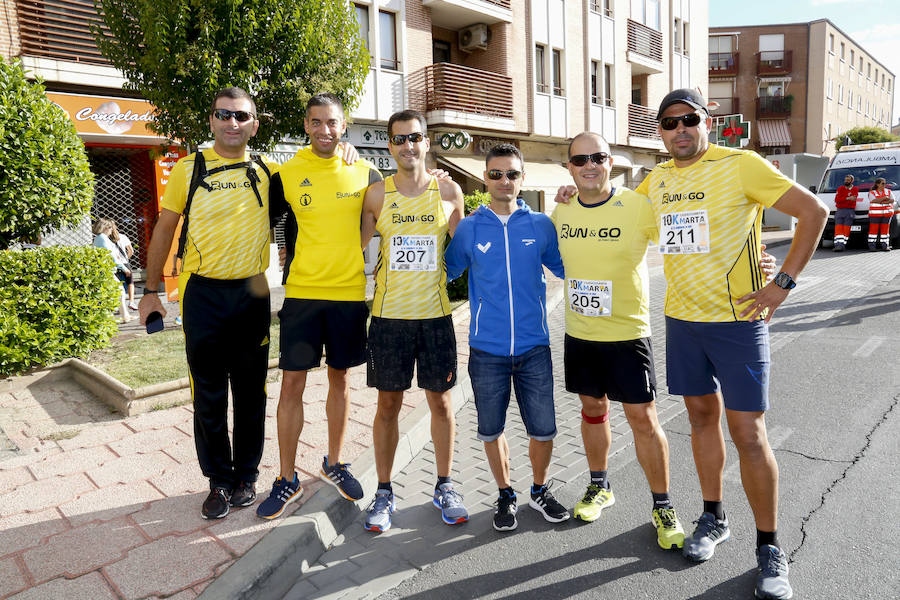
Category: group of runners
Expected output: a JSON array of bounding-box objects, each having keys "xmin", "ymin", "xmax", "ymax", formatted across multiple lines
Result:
[{"xmin": 138, "ymin": 86, "xmax": 827, "ymax": 600}]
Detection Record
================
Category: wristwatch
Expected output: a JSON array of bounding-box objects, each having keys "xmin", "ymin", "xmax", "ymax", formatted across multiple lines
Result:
[{"xmin": 773, "ymin": 272, "xmax": 796, "ymax": 290}]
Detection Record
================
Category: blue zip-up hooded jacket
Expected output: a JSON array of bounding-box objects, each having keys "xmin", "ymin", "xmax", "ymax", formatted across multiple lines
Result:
[{"xmin": 446, "ymin": 200, "xmax": 565, "ymax": 357}]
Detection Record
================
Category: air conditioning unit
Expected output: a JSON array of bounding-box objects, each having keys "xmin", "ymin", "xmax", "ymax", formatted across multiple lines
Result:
[{"xmin": 459, "ymin": 24, "xmax": 489, "ymax": 52}]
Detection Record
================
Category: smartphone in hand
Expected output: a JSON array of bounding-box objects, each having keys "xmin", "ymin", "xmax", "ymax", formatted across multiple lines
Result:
[{"xmin": 146, "ymin": 311, "xmax": 164, "ymax": 334}]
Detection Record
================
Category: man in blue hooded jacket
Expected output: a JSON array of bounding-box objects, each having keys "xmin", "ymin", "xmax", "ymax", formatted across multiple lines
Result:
[{"xmin": 445, "ymin": 143, "xmax": 568, "ymax": 532}]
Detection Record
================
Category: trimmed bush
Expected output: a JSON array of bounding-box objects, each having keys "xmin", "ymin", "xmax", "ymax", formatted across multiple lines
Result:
[
  {"xmin": 446, "ymin": 191, "xmax": 491, "ymax": 301},
  {"xmin": 0, "ymin": 247, "xmax": 120, "ymax": 377}
]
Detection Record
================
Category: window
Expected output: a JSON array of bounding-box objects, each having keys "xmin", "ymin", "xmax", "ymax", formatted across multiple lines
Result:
[
  {"xmin": 850, "ymin": 49, "xmax": 855, "ymax": 68},
  {"xmin": 432, "ymin": 40, "xmax": 451, "ymax": 64},
  {"xmin": 591, "ymin": 61, "xmax": 600, "ymax": 104},
  {"xmin": 604, "ymin": 64, "xmax": 614, "ymax": 107},
  {"xmin": 859, "ymin": 57, "xmax": 863, "ymax": 71},
  {"xmin": 379, "ymin": 11, "xmax": 398, "ymax": 70},
  {"xmin": 355, "ymin": 4, "xmax": 369, "ymax": 56},
  {"xmin": 867, "ymin": 62, "xmax": 871, "ymax": 79},
  {"xmin": 848, "ymin": 90, "xmax": 853, "ymax": 109},
  {"xmin": 589, "ymin": 0, "xmax": 612, "ymax": 16},
  {"xmin": 673, "ymin": 19, "xmax": 689, "ymax": 56},
  {"xmin": 631, "ymin": 0, "xmax": 659, "ymax": 30},
  {"xmin": 838, "ymin": 83, "xmax": 844, "ymax": 104},
  {"xmin": 758, "ymin": 34, "xmax": 784, "ymax": 63},
  {"xmin": 535, "ymin": 44, "xmax": 548, "ymax": 93},
  {"xmin": 826, "ymin": 78, "xmax": 833, "ymax": 99},
  {"xmin": 840, "ymin": 42, "xmax": 845, "ymax": 61},
  {"xmin": 552, "ymin": 49, "xmax": 564, "ymax": 96},
  {"xmin": 829, "ymin": 33, "xmax": 834, "ymax": 54}
]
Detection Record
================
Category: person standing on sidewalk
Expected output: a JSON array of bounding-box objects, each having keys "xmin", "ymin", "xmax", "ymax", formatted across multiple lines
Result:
[
  {"xmin": 866, "ymin": 177, "xmax": 894, "ymax": 251},
  {"xmin": 138, "ymin": 87, "xmax": 278, "ymax": 520},
  {"xmin": 256, "ymin": 93, "xmax": 382, "ymax": 519},
  {"xmin": 357, "ymin": 110, "xmax": 467, "ymax": 532},
  {"xmin": 832, "ymin": 174, "xmax": 858, "ymax": 252},
  {"xmin": 551, "ymin": 132, "xmax": 685, "ymax": 550},
  {"xmin": 445, "ymin": 143, "xmax": 569, "ymax": 532},
  {"xmin": 635, "ymin": 88, "xmax": 826, "ymax": 600}
]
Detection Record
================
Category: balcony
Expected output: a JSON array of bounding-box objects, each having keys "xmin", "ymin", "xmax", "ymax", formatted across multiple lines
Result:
[
  {"xmin": 709, "ymin": 52, "xmax": 739, "ymax": 77},
  {"xmin": 757, "ymin": 50, "xmax": 792, "ymax": 75},
  {"xmin": 408, "ymin": 63, "xmax": 514, "ymax": 129},
  {"xmin": 627, "ymin": 103, "xmax": 663, "ymax": 149},
  {"xmin": 756, "ymin": 96, "xmax": 792, "ymax": 119},
  {"xmin": 422, "ymin": 0, "xmax": 513, "ymax": 29},
  {"xmin": 626, "ymin": 19, "xmax": 663, "ymax": 74},
  {"xmin": 710, "ymin": 97, "xmax": 739, "ymax": 115},
  {"xmin": 16, "ymin": 0, "xmax": 110, "ymax": 65}
]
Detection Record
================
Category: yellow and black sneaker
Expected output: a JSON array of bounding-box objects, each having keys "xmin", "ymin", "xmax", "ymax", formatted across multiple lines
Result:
[
  {"xmin": 652, "ymin": 507, "xmax": 685, "ymax": 549},
  {"xmin": 573, "ymin": 483, "xmax": 614, "ymax": 522}
]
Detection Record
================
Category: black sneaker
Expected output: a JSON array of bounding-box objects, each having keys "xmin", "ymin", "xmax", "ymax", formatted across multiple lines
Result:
[
  {"xmin": 755, "ymin": 544, "xmax": 793, "ymax": 599},
  {"xmin": 528, "ymin": 483, "xmax": 570, "ymax": 523},
  {"xmin": 493, "ymin": 491, "xmax": 518, "ymax": 531},
  {"xmin": 230, "ymin": 481, "xmax": 257, "ymax": 507},
  {"xmin": 201, "ymin": 487, "xmax": 231, "ymax": 519}
]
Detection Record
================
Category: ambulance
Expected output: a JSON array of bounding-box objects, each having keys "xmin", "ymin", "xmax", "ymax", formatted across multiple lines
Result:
[{"xmin": 813, "ymin": 141, "xmax": 900, "ymax": 248}]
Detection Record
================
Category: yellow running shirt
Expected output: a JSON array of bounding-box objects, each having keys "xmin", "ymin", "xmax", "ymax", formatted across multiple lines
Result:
[
  {"xmin": 272, "ymin": 147, "xmax": 382, "ymax": 301},
  {"xmin": 371, "ymin": 176, "xmax": 452, "ymax": 319},
  {"xmin": 635, "ymin": 144, "xmax": 793, "ymax": 322},
  {"xmin": 161, "ymin": 148, "xmax": 278, "ymax": 281},
  {"xmin": 551, "ymin": 187, "xmax": 657, "ymax": 342}
]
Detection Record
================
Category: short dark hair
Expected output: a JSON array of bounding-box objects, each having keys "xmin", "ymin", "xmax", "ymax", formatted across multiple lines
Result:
[
  {"xmin": 485, "ymin": 143, "xmax": 523, "ymax": 167},
  {"xmin": 387, "ymin": 110, "xmax": 427, "ymax": 138},
  {"xmin": 306, "ymin": 92, "xmax": 344, "ymax": 116},
  {"xmin": 567, "ymin": 132, "xmax": 608, "ymax": 158},
  {"xmin": 211, "ymin": 87, "xmax": 256, "ymax": 115}
]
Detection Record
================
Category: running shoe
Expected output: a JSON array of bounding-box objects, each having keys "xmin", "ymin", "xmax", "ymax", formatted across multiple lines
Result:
[
  {"xmin": 529, "ymin": 483, "xmax": 570, "ymax": 523},
  {"xmin": 128, "ymin": 302, "xmax": 139, "ymax": 311},
  {"xmin": 230, "ymin": 481, "xmax": 257, "ymax": 507},
  {"xmin": 652, "ymin": 507, "xmax": 685, "ymax": 550},
  {"xmin": 319, "ymin": 456, "xmax": 364, "ymax": 501},
  {"xmin": 493, "ymin": 490, "xmax": 518, "ymax": 531},
  {"xmin": 201, "ymin": 487, "xmax": 231, "ymax": 519},
  {"xmin": 683, "ymin": 511, "xmax": 730, "ymax": 562},
  {"xmin": 755, "ymin": 544, "xmax": 793, "ymax": 599},
  {"xmin": 256, "ymin": 473, "xmax": 303, "ymax": 519},
  {"xmin": 573, "ymin": 483, "xmax": 614, "ymax": 522},
  {"xmin": 433, "ymin": 483, "xmax": 469, "ymax": 525},
  {"xmin": 364, "ymin": 489, "xmax": 396, "ymax": 533}
]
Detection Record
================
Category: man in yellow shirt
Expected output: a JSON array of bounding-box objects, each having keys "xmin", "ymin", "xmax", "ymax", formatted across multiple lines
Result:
[
  {"xmin": 358, "ymin": 110, "xmax": 466, "ymax": 532},
  {"xmin": 138, "ymin": 87, "xmax": 277, "ymax": 520},
  {"xmin": 636, "ymin": 89, "xmax": 826, "ymax": 600}
]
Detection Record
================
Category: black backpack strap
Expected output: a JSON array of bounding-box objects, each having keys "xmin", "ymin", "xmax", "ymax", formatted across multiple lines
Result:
[{"xmin": 175, "ymin": 151, "xmax": 207, "ymax": 262}]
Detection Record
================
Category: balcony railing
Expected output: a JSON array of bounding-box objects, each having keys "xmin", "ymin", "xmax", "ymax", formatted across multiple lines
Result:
[
  {"xmin": 756, "ymin": 96, "xmax": 792, "ymax": 118},
  {"xmin": 16, "ymin": 0, "xmax": 110, "ymax": 65},
  {"xmin": 628, "ymin": 104, "xmax": 660, "ymax": 140},
  {"xmin": 626, "ymin": 19, "xmax": 662, "ymax": 63},
  {"xmin": 709, "ymin": 52, "xmax": 739, "ymax": 76},
  {"xmin": 757, "ymin": 50, "xmax": 792, "ymax": 75},
  {"xmin": 710, "ymin": 97, "xmax": 739, "ymax": 115},
  {"xmin": 408, "ymin": 63, "xmax": 513, "ymax": 121}
]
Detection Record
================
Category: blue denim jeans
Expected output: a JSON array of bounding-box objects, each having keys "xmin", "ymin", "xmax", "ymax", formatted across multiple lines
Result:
[{"xmin": 468, "ymin": 345, "xmax": 556, "ymax": 442}]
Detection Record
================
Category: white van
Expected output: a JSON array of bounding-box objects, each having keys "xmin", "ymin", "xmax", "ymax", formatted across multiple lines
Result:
[{"xmin": 813, "ymin": 141, "xmax": 900, "ymax": 248}]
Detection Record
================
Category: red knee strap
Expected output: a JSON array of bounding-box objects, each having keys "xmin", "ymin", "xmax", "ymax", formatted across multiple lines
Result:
[{"xmin": 582, "ymin": 409, "xmax": 609, "ymax": 424}]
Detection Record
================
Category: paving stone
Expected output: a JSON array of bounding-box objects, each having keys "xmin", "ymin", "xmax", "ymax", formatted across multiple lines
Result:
[
  {"xmin": 104, "ymin": 532, "xmax": 232, "ymax": 599},
  {"xmin": 283, "ymin": 578, "xmax": 319, "ymax": 600},
  {"xmin": 131, "ymin": 494, "xmax": 209, "ymax": 538},
  {"xmin": 108, "ymin": 428, "xmax": 190, "ymax": 456},
  {"xmin": 0, "ymin": 473, "xmax": 95, "ymax": 518},
  {"xmin": 8, "ymin": 571, "xmax": 118, "ymax": 600},
  {"xmin": 0, "ymin": 466, "xmax": 34, "ymax": 494},
  {"xmin": 0, "ymin": 508, "xmax": 69, "ymax": 557},
  {"xmin": 0, "ymin": 556, "xmax": 27, "ymax": 597},
  {"xmin": 303, "ymin": 558, "xmax": 362, "ymax": 593},
  {"xmin": 22, "ymin": 516, "xmax": 145, "ymax": 583},
  {"xmin": 161, "ymin": 437, "xmax": 199, "ymax": 465},
  {"xmin": 59, "ymin": 481, "xmax": 164, "ymax": 526},
  {"xmin": 123, "ymin": 407, "xmax": 193, "ymax": 432},
  {"xmin": 26, "ymin": 446, "xmax": 117, "ymax": 480},
  {"xmin": 87, "ymin": 451, "xmax": 178, "ymax": 487},
  {"xmin": 55, "ymin": 423, "xmax": 133, "ymax": 451},
  {"xmin": 207, "ymin": 501, "xmax": 281, "ymax": 555},
  {"xmin": 149, "ymin": 462, "xmax": 207, "ymax": 497}
]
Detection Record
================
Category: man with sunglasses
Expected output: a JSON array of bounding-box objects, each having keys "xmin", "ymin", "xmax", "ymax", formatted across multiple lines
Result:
[
  {"xmin": 551, "ymin": 132, "xmax": 685, "ymax": 551},
  {"xmin": 356, "ymin": 110, "xmax": 466, "ymax": 532},
  {"xmin": 635, "ymin": 88, "xmax": 826, "ymax": 600},
  {"xmin": 139, "ymin": 87, "xmax": 279, "ymax": 520},
  {"xmin": 258, "ymin": 93, "xmax": 382, "ymax": 519},
  {"xmin": 445, "ymin": 143, "xmax": 569, "ymax": 532}
]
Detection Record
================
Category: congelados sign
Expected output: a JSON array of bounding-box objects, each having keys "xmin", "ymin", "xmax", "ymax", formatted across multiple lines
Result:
[{"xmin": 45, "ymin": 92, "xmax": 159, "ymax": 138}]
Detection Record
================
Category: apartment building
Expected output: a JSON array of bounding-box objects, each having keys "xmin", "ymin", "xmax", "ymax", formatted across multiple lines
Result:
[{"xmin": 709, "ymin": 19, "xmax": 895, "ymax": 158}]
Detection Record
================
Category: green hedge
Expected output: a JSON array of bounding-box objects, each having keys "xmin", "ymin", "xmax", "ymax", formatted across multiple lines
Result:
[
  {"xmin": 0, "ymin": 246, "xmax": 121, "ymax": 377},
  {"xmin": 446, "ymin": 190, "xmax": 490, "ymax": 301}
]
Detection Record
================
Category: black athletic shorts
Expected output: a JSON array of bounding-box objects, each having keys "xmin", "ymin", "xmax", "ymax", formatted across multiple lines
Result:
[
  {"xmin": 366, "ymin": 316, "xmax": 457, "ymax": 392},
  {"xmin": 564, "ymin": 334, "xmax": 656, "ymax": 403},
  {"xmin": 278, "ymin": 299, "xmax": 368, "ymax": 371}
]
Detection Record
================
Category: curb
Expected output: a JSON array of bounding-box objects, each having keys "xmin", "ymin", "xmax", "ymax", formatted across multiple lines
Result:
[{"xmin": 201, "ymin": 277, "xmax": 565, "ymax": 600}]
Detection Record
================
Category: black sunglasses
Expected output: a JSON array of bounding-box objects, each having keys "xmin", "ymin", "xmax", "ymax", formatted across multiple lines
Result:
[
  {"xmin": 390, "ymin": 132, "xmax": 425, "ymax": 145},
  {"xmin": 487, "ymin": 169, "xmax": 522, "ymax": 181},
  {"xmin": 212, "ymin": 108, "xmax": 256, "ymax": 122},
  {"xmin": 659, "ymin": 112, "xmax": 704, "ymax": 131},
  {"xmin": 569, "ymin": 152, "xmax": 609, "ymax": 167}
]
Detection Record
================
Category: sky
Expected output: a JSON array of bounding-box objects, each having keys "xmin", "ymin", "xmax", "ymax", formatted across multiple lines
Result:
[{"xmin": 709, "ymin": 0, "xmax": 900, "ymax": 128}]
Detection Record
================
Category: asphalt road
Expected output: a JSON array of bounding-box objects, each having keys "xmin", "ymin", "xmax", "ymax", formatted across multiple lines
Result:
[{"xmin": 375, "ymin": 244, "xmax": 900, "ymax": 600}]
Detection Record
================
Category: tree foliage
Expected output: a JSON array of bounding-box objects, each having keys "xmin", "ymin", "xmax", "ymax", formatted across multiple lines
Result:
[
  {"xmin": 94, "ymin": 0, "xmax": 371, "ymax": 150},
  {"xmin": 835, "ymin": 126, "xmax": 900, "ymax": 150},
  {"xmin": 0, "ymin": 58, "xmax": 94, "ymax": 250}
]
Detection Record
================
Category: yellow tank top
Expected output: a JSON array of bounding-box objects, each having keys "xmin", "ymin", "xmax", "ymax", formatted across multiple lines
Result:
[{"xmin": 371, "ymin": 176, "xmax": 451, "ymax": 319}]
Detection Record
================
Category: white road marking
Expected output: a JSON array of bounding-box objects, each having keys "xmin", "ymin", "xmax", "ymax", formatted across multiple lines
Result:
[{"xmin": 852, "ymin": 336, "xmax": 885, "ymax": 358}]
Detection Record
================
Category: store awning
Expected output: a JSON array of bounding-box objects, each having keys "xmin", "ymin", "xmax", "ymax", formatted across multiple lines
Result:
[
  {"xmin": 437, "ymin": 155, "xmax": 573, "ymax": 191},
  {"xmin": 758, "ymin": 119, "xmax": 792, "ymax": 147}
]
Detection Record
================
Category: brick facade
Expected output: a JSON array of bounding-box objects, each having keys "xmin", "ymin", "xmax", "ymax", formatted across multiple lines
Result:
[{"xmin": 1, "ymin": 0, "xmax": 20, "ymax": 60}]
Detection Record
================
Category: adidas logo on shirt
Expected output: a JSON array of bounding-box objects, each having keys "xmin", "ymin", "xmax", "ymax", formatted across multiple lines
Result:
[
  {"xmin": 300, "ymin": 178, "xmax": 312, "ymax": 187},
  {"xmin": 657, "ymin": 180, "xmax": 665, "ymax": 188},
  {"xmin": 389, "ymin": 202, "xmax": 400, "ymax": 209},
  {"xmin": 613, "ymin": 200, "xmax": 624, "ymax": 207}
]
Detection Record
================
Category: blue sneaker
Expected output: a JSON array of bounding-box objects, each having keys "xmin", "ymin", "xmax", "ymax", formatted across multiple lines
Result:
[
  {"xmin": 433, "ymin": 483, "xmax": 469, "ymax": 525},
  {"xmin": 683, "ymin": 512, "xmax": 730, "ymax": 562},
  {"xmin": 256, "ymin": 473, "xmax": 303, "ymax": 520},
  {"xmin": 319, "ymin": 456, "xmax": 364, "ymax": 501},
  {"xmin": 755, "ymin": 544, "xmax": 793, "ymax": 599},
  {"xmin": 364, "ymin": 489, "xmax": 395, "ymax": 532}
]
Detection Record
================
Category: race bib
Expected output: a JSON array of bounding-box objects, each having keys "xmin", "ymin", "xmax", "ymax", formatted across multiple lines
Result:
[
  {"xmin": 389, "ymin": 235, "xmax": 437, "ymax": 271},
  {"xmin": 568, "ymin": 279, "xmax": 612, "ymax": 317},
  {"xmin": 659, "ymin": 210, "xmax": 710, "ymax": 254}
]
